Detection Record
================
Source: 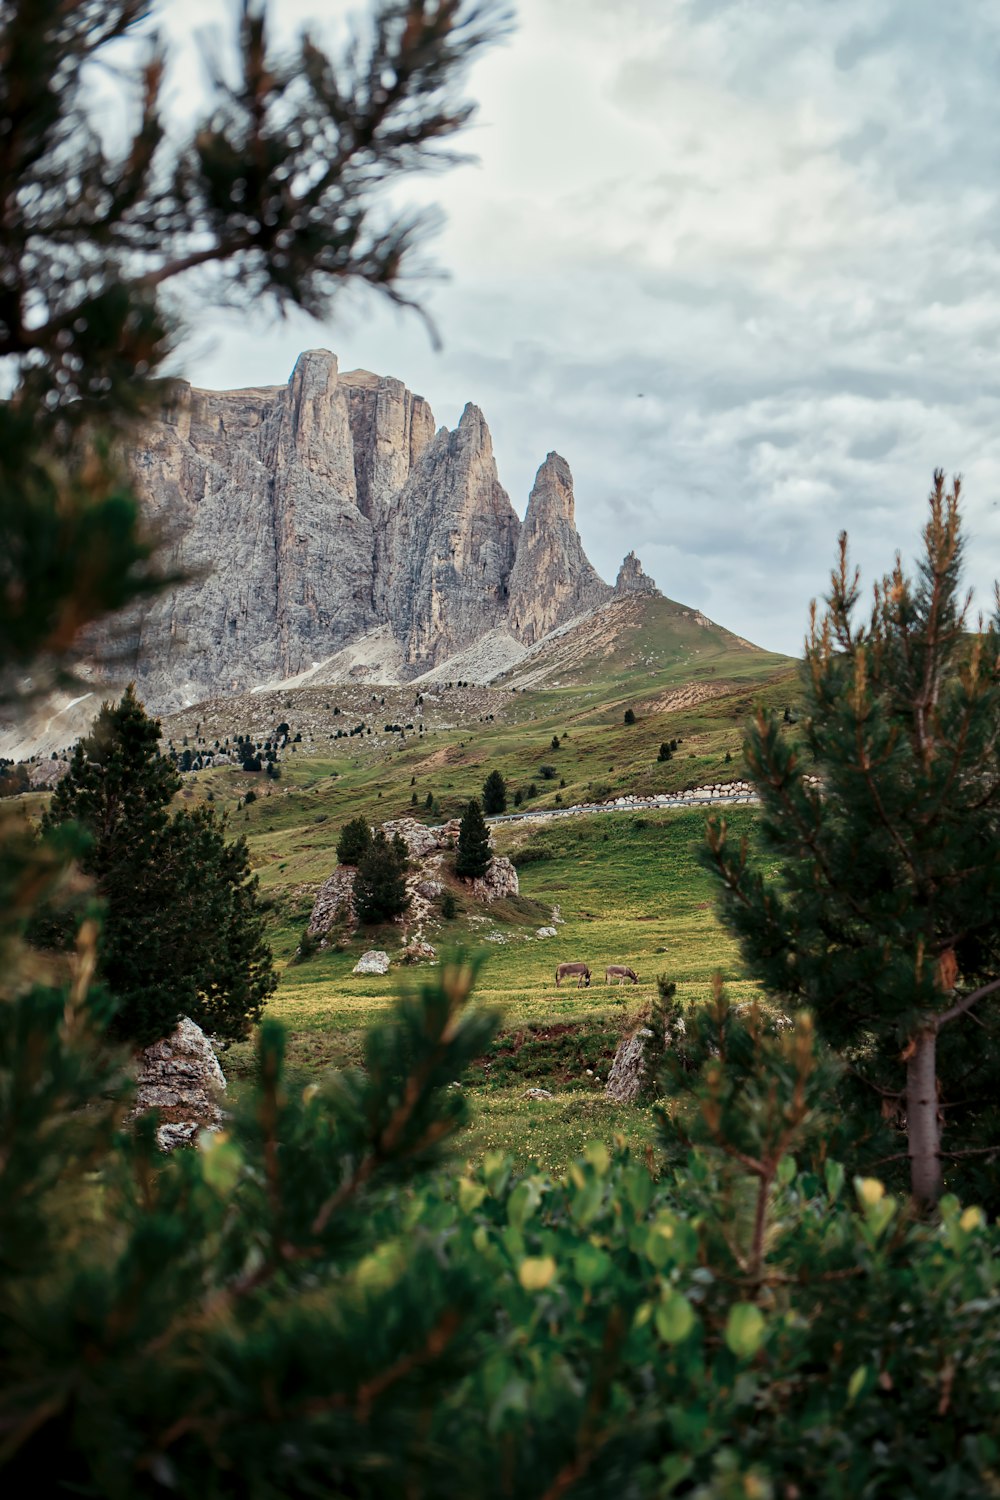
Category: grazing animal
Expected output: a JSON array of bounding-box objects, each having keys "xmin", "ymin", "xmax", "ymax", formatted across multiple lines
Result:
[
  {"xmin": 556, "ymin": 961, "xmax": 591, "ymax": 988},
  {"xmin": 605, "ymin": 965, "xmax": 639, "ymax": 985}
]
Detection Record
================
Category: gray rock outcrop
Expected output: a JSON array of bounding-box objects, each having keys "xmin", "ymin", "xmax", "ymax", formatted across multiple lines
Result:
[
  {"xmin": 614, "ymin": 551, "xmax": 661, "ymax": 597},
  {"xmin": 131, "ymin": 1016, "xmax": 227, "ymax": 1150},
  {"xmin": 604, "ymin": 1026, "xmax": 654, "ymax": 1104},
  {"xmin": 506, "ymin": 453, "xmax": 612, "ymax": 645},
  {"xmin": 28, "ymin": 759, "xmax": 70, "ymax": 788},
  {"xmin": 308, "ymin": 866, "xmax": 357, "ymax": 936},
  {"xmin": 107, "ymin": 353, "xmax": 614, "ymax": 711},
  {"xmin": 469, "ymin": 855, "xmax": 519, "ymax": 903}
]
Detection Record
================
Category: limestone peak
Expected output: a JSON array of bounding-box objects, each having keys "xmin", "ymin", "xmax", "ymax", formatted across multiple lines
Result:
[{"xmin": 614, "ymin": 550, "xmax": 660, "ymax": 597}]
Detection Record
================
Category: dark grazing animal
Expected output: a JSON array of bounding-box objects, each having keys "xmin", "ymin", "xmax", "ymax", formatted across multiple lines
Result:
[
  {"xmin": 556, "ymin": 961, "xmax": 591, "ymax": 988},
  {"xmin": 605, "ymin": 965, "xmax": 639, "ymax": 984}
]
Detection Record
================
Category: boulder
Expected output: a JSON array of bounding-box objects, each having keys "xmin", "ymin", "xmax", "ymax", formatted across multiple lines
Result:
[
  {"xmin": 131, "ymin": 1016, "xmax": 227, "ymax": 1151},
  {"xmin": 354, "ymin": 949, "xmax": 390, "ymax": 975},
  {"xmin": 469, "ymin": 855, "xmax": 519, "ymax": 904},
  {"xmin": 401, "ymin": 939, "xmax": 436, "ymax": 964},
  {"xmin": 535, "ymin": 926, "xmax": 557, "ymax": 938},
  {"xmin": 604, "ymin": 1026, "xmax": 653, "ymax": 1105},
  {"xmin": 524, "ymin": 1087, "xmax": 554, "ymax": 1100},
  {"xmin": 308, "ymin": 865, "xmax": 356, "ymax": 936}
]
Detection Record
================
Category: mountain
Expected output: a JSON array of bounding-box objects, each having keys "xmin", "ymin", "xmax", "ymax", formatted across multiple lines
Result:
[{"xmin": 106, "ymin": 349, "xmax": 643, "ymax": 712}]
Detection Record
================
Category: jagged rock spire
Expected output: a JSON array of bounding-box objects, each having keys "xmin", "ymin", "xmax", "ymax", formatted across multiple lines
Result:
[
  {"xmin": 506, "ymin": 453, "xmax": 611, "ymax": 645},
  {"xmin": 614, "ymin": 550, "xmax": 660, "ymax": 597}
]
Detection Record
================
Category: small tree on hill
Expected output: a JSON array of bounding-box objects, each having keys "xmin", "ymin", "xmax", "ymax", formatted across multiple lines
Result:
[
  {"xmin": 706, "ymin": 475, "xmax": 1000, "ymax": 1207},
  {"xmin": 353, "ymin": 830, "xmax": 409, "ymax": 924},
  {"xmin": 624, "ymin": 707, "xmax": 636, "ymax": 725},
  {"xmin": 336, "ymin": 816, "xmax": 372, "ymax": 866},
  {"xmin": 658, "ymin": 742, "xmax": 672, "ymax": 762},
  {"xmin": 455, "ymin": 799, "xmax": 491, "ymax": 879},
  {"xmin": 481, "ymin": 768, "xmax": 507, "ymax": 815}
]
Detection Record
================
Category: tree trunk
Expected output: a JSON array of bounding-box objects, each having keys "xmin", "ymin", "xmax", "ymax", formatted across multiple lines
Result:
[{"xmin": 906, "ymin": 1027, "xmax": 941, "ymax": 1205}]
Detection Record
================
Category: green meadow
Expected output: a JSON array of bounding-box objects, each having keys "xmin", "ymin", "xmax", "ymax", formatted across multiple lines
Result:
[{"xmin": 220, "ymin": 788, "xmax": 767, "ymax": 1173}]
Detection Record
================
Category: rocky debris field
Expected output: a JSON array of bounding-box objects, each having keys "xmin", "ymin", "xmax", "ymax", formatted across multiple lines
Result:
[{"xmin": 158, "ymin": 682, "xmax": 513, "ymax": 757}]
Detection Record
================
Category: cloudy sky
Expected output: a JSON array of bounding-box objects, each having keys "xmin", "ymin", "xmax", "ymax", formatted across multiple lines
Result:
[{"xmin": 154, "ymin": 0, "xmax": 1000, "ymax": 656}]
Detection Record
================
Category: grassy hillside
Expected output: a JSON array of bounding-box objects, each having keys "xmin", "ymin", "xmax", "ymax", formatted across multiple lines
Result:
[
  {"xmin": 20, "ymin": 601, "xmax": 804, "ymax": 1173},
  {"xmin": 223, "ymin": 803, "xmax": 765, "ymax": 1172},
  {"xmin": 174, "ymin": 637, "xmax": 804, "ymax": 1173}
]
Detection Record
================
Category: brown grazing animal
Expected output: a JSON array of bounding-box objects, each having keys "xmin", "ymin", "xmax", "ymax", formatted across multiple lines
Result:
[
  {"xmin": 556, "ymin": 962, "xmax": 591, "ymax": 988},
  {"xmin": 605, "ymin": 965, "xmax": 639, "ymax": 984}
]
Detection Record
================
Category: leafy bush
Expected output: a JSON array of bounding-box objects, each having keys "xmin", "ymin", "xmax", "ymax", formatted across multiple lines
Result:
[
  {"xmin": 293, "ymin": 926, "xmax": 319, "ymax": 964},
  {"xmin": 510, "ymin": 845, "xmax": 554, "ymax": 869},
  {"xmin": 4, "ymin": 962, "xmax": 1000, "ymax": 1496},
  {"xmin": 440, "ymin": 891, "xmax": 457, "ymax": 919},
  {"xmin": 624, "ymin": 707, "xmax": 636, "ymax": 725}
]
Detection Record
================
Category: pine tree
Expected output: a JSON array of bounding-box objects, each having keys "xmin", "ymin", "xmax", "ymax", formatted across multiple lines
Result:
[
  {"xmin": 455, "ymin": 799, "xmax": 491, "ymax": 879},
  {"xmin": 336, "ymin": 816, "xmax": 373, "ymax": 866},
  {"xmin": 481, "ymin": 768, "xmax": 507, "ymax": 814},
  {"xmin": 705, "ymin": 475, "xmax": 1000, "ymax": 1206},
  {"xmin": 40, "ymin": 689, "xmax": 276, "ymax": 1045},
  {"xmin": 353, "ymin": 830, "xmax": 410, "ymax": 924}
]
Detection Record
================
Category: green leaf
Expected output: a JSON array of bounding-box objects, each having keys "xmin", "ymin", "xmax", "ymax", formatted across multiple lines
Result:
[
  {"xmin": 656, "ymin": 1292, "xmax": 696, "ymax": 1344},
  {"xmin": 847, "ymin": 1365, "xmax": 868, "ymax": 1405},
  {"xmin": 776, "ymin": 1154, "xmax": 796, "ymax": 1186},
  {"xmin": 825, "ymin": 1159, "xmax": 845, "ymax": 1201},
  {"xmin": 570, "ymin": 1177, "xmax": 604, "ymax": 1227},
  {"xmin": 584, "ymin": 1141, "xmax": 611, "ymax": 1175},
  {"xmin": 625, "ymin": 1164, "xmax": 654, "ymax": 1217},
  {"xmin": 507, "ymin": 1177, "xmax": 542, "ymax": 1230},
  {"xmin": 725, "ymin": 1302, "xmax": 765, "ymax": 1359},
  {"xmin": 572, "ymin": 1244, "xmax": 612, "ymax": 1288},
  {"xmin": 458, "ymin": 1176, "xmax": 487, "ymax": 1214},
  {"xmin": 199, "ymin": 1132, "xmax": 243, "ymax": 1195}
]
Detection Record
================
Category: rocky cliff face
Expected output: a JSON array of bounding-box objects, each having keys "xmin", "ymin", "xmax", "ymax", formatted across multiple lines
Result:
[
  {"xmin": 506, "ymin": 454, "xmax": 612, "ymax": 644},
  {"xmin": 381, "ymin": 403, "xmax": 521, "ymax": 673},
  {"xmin": 114, "ymin": 350, "xmax": 642, "ymax": 710}
]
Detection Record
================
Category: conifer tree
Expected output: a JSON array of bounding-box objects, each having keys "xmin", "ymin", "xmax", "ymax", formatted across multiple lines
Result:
[
  {"xmin": 705, "ymin": 475, "xmax": 1000, "ymax": 1205},
  {"xmin": 481, "ymin": 768, "xmax": 507, "ymax": 814},
  {"xmin": 353, "ymin": 829, "xmax": 410, "ymax": 924},
  {"xmin": 337, "ymin": 816, "xmax": 373, "ymax": 866},
  {"xmin": 41, "ymin": 689, "xmax": 276, "ymax": 1045},
  {"xmin": 455, "ymin": 798, "xmax": 491, "ymax": 878}
]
